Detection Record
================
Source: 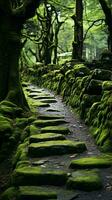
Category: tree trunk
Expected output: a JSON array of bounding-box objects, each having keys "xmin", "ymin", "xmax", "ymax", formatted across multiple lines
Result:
[
  {"xmin": 72, "ymin": 0, "xmax": 83, "ymax": 60},
  {"xmin": 99, "ymin": 0, "xmax": 112, "ymax": 52},
  {"xmin": 0, "ymin": 15, "xmax": 29, "ymax": 110}
]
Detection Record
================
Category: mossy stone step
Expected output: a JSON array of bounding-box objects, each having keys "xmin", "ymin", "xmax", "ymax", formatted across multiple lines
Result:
[
  {"xmin": 12, "ymin": 166, "xmax": 67, "ymax": 186},
  {"xmin": 2, "ymin": 186, "xmax": 78, "ymax": 200},
  {"xmin": 32, "ymin": 101, "xmax": 50, "ymax": 107},
  {"xmin": 33, "ymin": 96, "xmax": 55, "ymax": 100},
  {"xmin": 28, "ymin": 92, "xmax": 49, "ymax": 97},
  {"xmin": 29, "ymin": 133, "xmax": 66, "ymax": 143},
  {"xmin": 38, "ymin": 114, "xmax": 64, "ymax": 120},
  {"xmin": 41, "ymin": 126, "xmax": 69, "ymax": 134},
  {"xmin": 19, "ymin": 186, "xmax": 57, "ymax": 200},
  {"xmin": 67, "ymin": 170, "xmax": 102, "ymax": 191},
  {"xmin": 1, "ymin": 186, "xmax": 57, "ymax": 200},
  {"xmin": 34, "ymin": 119, "xmax": 67, "ymax": 127},
  {"xmin": 28, "ymin": 140, "xmax": 87, "ymax": 157},
  {"xmin": 70, "ymin": 155, "xmax": 112, "ymax": 169}
]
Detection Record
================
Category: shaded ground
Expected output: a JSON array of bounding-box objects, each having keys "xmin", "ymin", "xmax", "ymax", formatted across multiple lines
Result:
[
  {"xmin": 28, "ymin": 85, "xmax": 112, "ymax": 200},
  {"xmin": 1, "ymin": 84, "xmax": 112, "ymax": 200}
]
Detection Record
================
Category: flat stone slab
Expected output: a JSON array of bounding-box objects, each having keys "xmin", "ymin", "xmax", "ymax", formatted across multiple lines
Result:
[
  {"xmin": 2, "ymin": 186, "xmax": 78, "ymax": 200},
  {"xmin": 28, "ymin": 140, "xmax": 87, "ymax": 157},
  {"xmin": 70, "ymin": 155, "xmax": 112, "ymax": 169},
  {"xmin": 41, "ymin": 126, "xmax": 70, "ymax": 134},
  {"xmin": 12, "ymin": 166, "xmax": 67, "ymax": 186},
  {"xmin": 19, "ymin": 186, "xmax": 57, "ymax": 200},
  {"xmin": 32, "ymin": 101, "xmax": 50, "ymax": 107},
  {"xmin": 29, "ymin": 133, "xmax": 66, "ymax": 143},
  {"xmin": 33, "ymin": 96, "xmax": 55, "ymax": 100},
  {"xmin": 38, "ymin": 114, "xmax": 64, "ymax": 120},
  {"xmin": 67, "ymin": 170, "xmax": 102, "ymax": 191},
  {"xmin": 33, "ymin": 119, "xmax": 67, "ymax": 127}
]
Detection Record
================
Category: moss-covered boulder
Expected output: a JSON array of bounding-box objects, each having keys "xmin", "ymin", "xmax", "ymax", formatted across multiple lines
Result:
[
  {"xmin": 11, "ymin": 166, "xmax": 67, "ymax": 186},
  {"xmin": 70, "ymin": 155, "xmax": 112, "ymax": 169},
  {"xmin": 73, "ymin": 64, "xmax": 90, "ymax": 77},
  {"xmin": 67, "ymin": 170, "xmax": 102, "ymax": 191},
  {"xmin": 29, "ymin": 133, "xmax": 66, "ymax": 143},
  {"xmin": 91, "ymin": 69, "xmax": 112, "ymax": 81},
  {"xmin": 28, "ymin": 140, "xmax": 86, "ymax": 157}
]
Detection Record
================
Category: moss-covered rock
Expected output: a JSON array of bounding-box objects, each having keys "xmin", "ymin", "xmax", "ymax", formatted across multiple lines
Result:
[
  {"xmin": 33, "ymin": 119, "xmax": 66, "ymax": 127},
  {"xmin": 32, "ymin": 101, "xmax": 50, "ymax": 107},
  {"xmin": 86, "ymin": 79, "xmax": 102, "ymax": 95},
  {"xmin": 70, "ymin": 155, "xmax": 112, "ymax": 169},
  {"xmin": 1, "ymin": 187, "xmax": 18, "ymax": 200},
  {"xmin": 11, "ymin": 166, "xmax": 67, "ymax": 186},
  {"xmin": 67, "ymin": 170, "xmax": 102, "ymax": 191},
  {"xmin": 29, "ymin": 125, "xmax": 40, "ymax": 135},
  {"xmin": 73, "ymin": 64, "xmax": 90, "ymax": 77},
  {"xmin": 91, "ymin": 69, "xmax": 112, "ymax": 81},
  {"xmin": 1, "ymin": 186, "xmax": 57, "ymax": 200},
  {"xmin": 41, "ymin": 126, "xmax": 70, "ymax": 134},
  {"xmin": 29, "ymin": 133, "xmax": 66, "ymax": 143},
  {"xmin": 102, "ymin": 81, "xmax": 112, "ymax": 90},
  {"xmin": 28, "ymin": 140, "xmax": 86, "ymax": 157},
  {"xmin": 12, "ymin": 141, "xmax": 28, "ymax": 166}
]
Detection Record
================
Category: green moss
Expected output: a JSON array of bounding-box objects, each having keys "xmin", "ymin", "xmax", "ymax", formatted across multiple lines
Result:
[
  {"xmin": 12, "ymin": 141, "xmax": 28, "ymax": 166},
  {"xmin": 0, "ymin": 115, "xmax": 13, "ymax": 143},
  {"xmin": 29, "ymin": 133, "xmax": 66, "ymax": 143},
  {"xmin": 32, "ymin": 101, "xmax": 50, "ymax": 107},
  {"xmin": 1, "ymin": 186, "xmax": 57, "ymax": 200},
  {"xmin": 29, "ymin": 124, "xmax": 40, "ymax": 135},
  {"xmin": 67, "ymin": 170, "xmax": 102, "ymax": 191},
  {"xmin": 91, "ymin": 69, "xmax": 112, "ymax": 81},
  {"xmin": 96, "ymin": 129, "xmax": 109, "ymax": 146},
  {"xmin": 38, "ymin": 114, "xmax": 64, "ymax": 120},
  {"xmin": 1, "ymin": 187, "xmax": 18, "ymax": 200},
  {"xmin": 28, "ymin": 140, "xmax": 86, "ymax": 157},
  {"xmin": 19, "ymin": 186, "xmax": 57, "ymax": 200},
  {"xmin": 11, "ymin": 166, "xmax": 67, "ymax": 186},
  {"xmin": 0, "ymin": 100, "xmax": 17, "ymax": 107},
  {"xmin": 33, "ymin": 96, "xmax": 54, "ymax": 99},
  {"xmin": 73, "ymin": 64, "xmax": 90, "ymax": 77},
  {"xmin": 102, "ymin": 81, "xmax": 112, "ymax": 90},
  {"xmin": 41, "ymin": 126, "xmax": 69, "ymax": 134},
  {"xmin": 33, "ymin": 119, "xmax": 66, "ymax": 127},
  {"xmin": 70, "ymin": 155, "xmax": 112, "ymax": 169},
  {"xmin": 86, "ymin": 79, "xmax": 102, "ymax": 95}
]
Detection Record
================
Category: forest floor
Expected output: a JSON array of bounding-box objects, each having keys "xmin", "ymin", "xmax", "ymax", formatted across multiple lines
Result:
[{"xmin": 1, "ymin": 84, "xmax": 112, "ymax": 200}]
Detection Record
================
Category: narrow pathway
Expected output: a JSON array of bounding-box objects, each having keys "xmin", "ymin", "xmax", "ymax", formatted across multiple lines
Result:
[{"xmin": 11, "ymin": 85, "xmax": 112, "ymax": 200}]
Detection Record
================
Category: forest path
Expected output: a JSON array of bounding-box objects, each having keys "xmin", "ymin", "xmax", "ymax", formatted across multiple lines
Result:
[{"xmin": 13, "ymin": 85, "xmax": 112, "ymax": 200}]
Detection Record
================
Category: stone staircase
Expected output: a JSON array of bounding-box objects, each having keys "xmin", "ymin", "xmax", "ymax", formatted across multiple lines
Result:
[{"xmin": 2, "ymin": 85, "xmax": 112, "ymax": 200}]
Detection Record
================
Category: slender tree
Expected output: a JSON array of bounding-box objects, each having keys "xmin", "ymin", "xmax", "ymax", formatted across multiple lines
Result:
[
  {"xmin": 0, "ymin": 0, "xmax": 41, "ymax": 110},
  {"xmin": 72, "ymin": 0, "xmax": 83, "ymax": 60}
]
